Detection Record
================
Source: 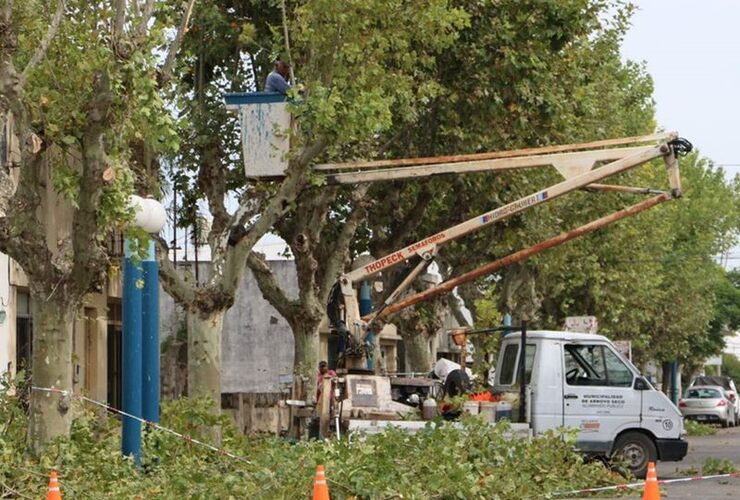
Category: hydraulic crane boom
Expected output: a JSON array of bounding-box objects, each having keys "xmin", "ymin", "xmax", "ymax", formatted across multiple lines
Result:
[{"xmin": 326, "ymin": 133, "xmax": 688, "ymax": 369}]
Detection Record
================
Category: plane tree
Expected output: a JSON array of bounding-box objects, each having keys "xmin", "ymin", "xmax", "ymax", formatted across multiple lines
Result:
[
  {"xmin": 159, "ymin": 0, "xmax": 469, "ymax": 407},
  {"xmin": 0, "ymin": 0, "xmax": 194, "ymax": 452}
]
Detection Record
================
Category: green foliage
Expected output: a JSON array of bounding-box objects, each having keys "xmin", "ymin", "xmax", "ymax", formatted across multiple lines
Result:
[
  {"xmin": 703, "ymin": 457, "xmax": 738, "ymax": 475},
  {"xmin": 0, "ymin": 386, "xmax": 625, "ymax": 499},
  {"xmin": 721, "ymin": 354, "xmax": 740, "ymax": 384},
  {"xmin": 683, "ymin": 420, "xmax": 718, "ymax": 437}
]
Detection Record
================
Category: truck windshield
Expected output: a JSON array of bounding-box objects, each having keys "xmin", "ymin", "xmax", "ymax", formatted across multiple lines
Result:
[{"xmin": 564, "ymin": 344, "xmax": 633, "ymax": 387}]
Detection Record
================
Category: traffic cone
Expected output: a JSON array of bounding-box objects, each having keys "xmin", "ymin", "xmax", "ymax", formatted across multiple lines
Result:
[
  {"xmin": 642, "ymin": 461, "xmax": 660, "ymax": 500},
  {"xmin": 312, "ymin": 464, "xmax": 330, "ymax": 500},
  {"xmin": 47, "ymin": 470, "xmax": 62, "ymax": 500}
]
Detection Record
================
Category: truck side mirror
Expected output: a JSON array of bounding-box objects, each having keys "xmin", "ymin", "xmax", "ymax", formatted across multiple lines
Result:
[{"xmin": 633, "ymin": 377, "xmax": 650, "ymax": 391}]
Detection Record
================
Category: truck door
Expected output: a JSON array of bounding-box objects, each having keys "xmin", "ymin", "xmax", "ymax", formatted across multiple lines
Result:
[{"xmin": 561, "ymin": 342, "xmax": 640, "ymax": 455}]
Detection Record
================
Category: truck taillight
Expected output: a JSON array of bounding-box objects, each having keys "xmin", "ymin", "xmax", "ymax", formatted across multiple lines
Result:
[
  {"xmin": 717, "ymin": 399, "xmax": 727, "ymax": 407},
  {"xmin": 678, "ymin": 400, "xmax": 686, "ymax": 408}
]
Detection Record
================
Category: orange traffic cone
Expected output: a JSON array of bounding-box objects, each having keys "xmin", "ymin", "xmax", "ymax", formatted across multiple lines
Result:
[
  {"xmin": 312, "ymin": 464, "xmax": 330, "ymax": 500},
  {"xmin": 47, "ymin": 470, "xmax": 62, "ymax": 500},
  {"xmin": 642, "ymin": 461, "xmax": 660, "ymax": 500}
]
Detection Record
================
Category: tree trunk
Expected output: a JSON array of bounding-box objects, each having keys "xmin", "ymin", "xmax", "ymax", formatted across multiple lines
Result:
[
  {"xmin": 187, "ymin": 309, "xmax": 224, "ymax": 411},
  {"xmin": 27, "ymin": 295, "xmax": 74, "ymax": 456},
  {"xmin": 661, "ymin": 362, "xmax": 671, "ymax": 395},
  {"xmin": 291, "ymin": 319, "xmax": 321, "ymax": 403},
  {"xmin": 403, "ymin": 333, "xmax": 433, "ymax": 373}
]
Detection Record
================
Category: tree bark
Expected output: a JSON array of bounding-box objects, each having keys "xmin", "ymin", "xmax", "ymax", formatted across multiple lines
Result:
[
  {"xmin": 27, "ymin": 294, "xmax": 74, "ymax": 455},
  {"xmin": 187, "ymin": 309, "xmax": 224, "ymax": 406},
  {"xmin": 289, "ymin": 315, "xmax": 322, "ymax": 403},
  {"xmin": 403, "ymin": 333, "xmax": 433, "ymax": 373}
]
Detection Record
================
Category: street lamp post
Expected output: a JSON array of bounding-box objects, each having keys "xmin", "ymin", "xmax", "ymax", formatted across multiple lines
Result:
[{"xmin": 122, "ymin": 196, "xmax": 166, "ymax": 463}]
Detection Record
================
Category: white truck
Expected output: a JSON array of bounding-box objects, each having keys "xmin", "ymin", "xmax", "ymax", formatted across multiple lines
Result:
[{"xmin": 493, "ymin": 330, "xmax": 687, "ymax": 477}]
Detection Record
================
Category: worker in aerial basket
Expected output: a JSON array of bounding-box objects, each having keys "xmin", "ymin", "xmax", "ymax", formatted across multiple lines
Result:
[{"xmin": 264, "ymin": 60, "xmax": 291, "ymax": 94}]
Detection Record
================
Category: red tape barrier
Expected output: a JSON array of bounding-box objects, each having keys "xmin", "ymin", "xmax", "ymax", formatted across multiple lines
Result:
[{"xmin": 554, "ymin": 471, "xmax": 740, "ymax": 496}]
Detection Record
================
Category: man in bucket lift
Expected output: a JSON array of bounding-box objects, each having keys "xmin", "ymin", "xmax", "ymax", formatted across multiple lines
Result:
[{"xmin": 265, "ymin": 60, "xmax": 291, "ymax": 94}]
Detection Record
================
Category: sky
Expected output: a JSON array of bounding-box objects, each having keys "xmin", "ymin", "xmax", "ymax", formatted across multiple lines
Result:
[
  {"xmin": 621, "ymin": 0, "xmax": 740, "ymax": 268},
  {"xmin": 621, "ymin": 0, "xmax": 740, "ymax": 172}
]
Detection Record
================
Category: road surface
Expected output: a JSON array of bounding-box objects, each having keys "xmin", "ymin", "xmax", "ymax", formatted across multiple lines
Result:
[
  {"xmin": 567, "ymin": 425, "xmax": 740, "ymax": 498},
  {"xmin": 655, "ymin": 425, "xmax": 740, "ymax": 499}
]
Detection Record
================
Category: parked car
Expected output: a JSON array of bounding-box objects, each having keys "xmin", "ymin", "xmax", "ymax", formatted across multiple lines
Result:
[
  {"xmin": 679, "ymin": 385, "xmax": 736, "ymax": 427},
  {"xmin": 690, "ymin": 376, "xmax": 739, "ymax": 425}
]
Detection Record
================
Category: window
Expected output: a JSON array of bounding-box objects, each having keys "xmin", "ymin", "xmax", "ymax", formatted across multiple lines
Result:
[
  {"xmin": 564, "ymin": 344, "xmax": 633, "ymax": 387},
  {"xmin": 685, "ymin": 388, "xmax": 722, "ymax": 399},
  {"xmin": 107, "ymin": 302, "xmax": 122, "ymax": 409},
  {"xmin": 497, "ymin": 343, "xmax": 536, "ymax": 385},
  {"xmin": 15, "ymin": 291, "xmax": 32, "ymax": 373}
]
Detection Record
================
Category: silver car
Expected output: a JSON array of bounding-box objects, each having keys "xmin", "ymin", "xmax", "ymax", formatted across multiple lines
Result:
[{"xmin": 679, "ymin": 385, "xmax": 736, "ymax": 427}]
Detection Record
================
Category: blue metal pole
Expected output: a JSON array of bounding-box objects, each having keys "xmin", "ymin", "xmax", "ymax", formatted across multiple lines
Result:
[
  {"xmin": 122, "ymin": 238, "xmax": 143, "ymax": 463},
  {"xmin": 141, "ymin": 240, "xmax": 160, "ymax": 425},
  {"xmin": 359, "ymin": 281, "xmax": 373, "ymax": 370},
  {"xmin": 502, "ymin": 313, "xmax": 512, "ymax": 337}
]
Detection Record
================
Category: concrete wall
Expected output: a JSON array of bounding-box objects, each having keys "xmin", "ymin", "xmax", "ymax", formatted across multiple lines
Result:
[{"xmin": 159, "ymin": 259, "xmax": 298, "ymax": 394}]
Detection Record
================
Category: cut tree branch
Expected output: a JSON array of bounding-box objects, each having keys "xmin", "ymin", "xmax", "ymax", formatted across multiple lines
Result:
[
  {"xmin": 159, "ymin": 0, "xmax": 196, "ymax": 85},
  {"xmin": 21, "ymin": 0, "xmax": 65, "ymax": 83}
]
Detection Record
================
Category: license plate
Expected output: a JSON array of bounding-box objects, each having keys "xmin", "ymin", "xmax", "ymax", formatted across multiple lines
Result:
[{"xmin": 697, "ymin": 415, "xmax": 708, "ymax": 420}]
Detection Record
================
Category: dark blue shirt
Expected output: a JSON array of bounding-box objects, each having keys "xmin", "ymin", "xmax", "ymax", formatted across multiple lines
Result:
[{"xmin": 265, "ymin": 71, "xmax": 290, "ymax": 94}]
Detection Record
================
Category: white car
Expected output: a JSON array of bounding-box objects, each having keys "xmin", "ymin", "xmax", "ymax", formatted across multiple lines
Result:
[
  {"xmin": 690, "ymin": 376, "xmax": 740, "ymax": 425},
  {"xmin": 679, "ymin": 385, "xmax": 736, "ymax": 428}
]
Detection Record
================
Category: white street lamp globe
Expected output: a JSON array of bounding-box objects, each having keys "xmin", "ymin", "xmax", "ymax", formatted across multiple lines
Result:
[{"xmin": 130, "ymin": 195, "xmax": 167, "ymax": 234}]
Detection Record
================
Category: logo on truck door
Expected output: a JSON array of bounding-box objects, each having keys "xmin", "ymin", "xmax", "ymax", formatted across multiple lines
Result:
[{"xmin": 581, "ymin": 394, "xmax": 625, "ymax": 408}]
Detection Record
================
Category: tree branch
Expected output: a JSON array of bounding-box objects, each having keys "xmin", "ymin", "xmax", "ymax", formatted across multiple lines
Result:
[
  {"xmin": 1, "ymin": 1, "xmax": 13, "ymax": 24},
  {"xmin": 217, "ymin": 136, "xmax": 328, "ymax": 296},
  {"xmin": 70, "ymin": 71, "xmax": 114, "ymax": 296},
  {"xmin": 224, "ymin": 136, "xmax": 327, "ymax": 255},
  {"xmin": 21, "ymin": 0, "xmax": 65, "ymax": 83},
  {"xmin": 319, "ymin": 185, "xmax": 369, "ymax": 299},
  {"xmin": 369, "ymin": 183, "xmax": 433, "ymax": 258},
  {"xmin": 247, "ymin": 251, "xmax": 298, "ymax": 320},
  {"xmin": 0, "ymin": 148, "xmax": 54, "ymax": 280},
  {"xmin": 159, "ymin": 0, "xmax": 196, "ymax": 85},
  {"xmin": 134, "ymin": 0, "xmax": 156, "ymax": 40},
  {"xmin": 112, "ymin": 0, "xmax": 126, "ymax": 39},
  {"xmin": 156, "ymin": 236, "xmax": 197, "ymax": 305}
]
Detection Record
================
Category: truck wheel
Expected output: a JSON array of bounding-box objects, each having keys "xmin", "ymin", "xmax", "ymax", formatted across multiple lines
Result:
[{"xmin": 612, "ymin": 432, "xmax": 657, "ymax": 479}]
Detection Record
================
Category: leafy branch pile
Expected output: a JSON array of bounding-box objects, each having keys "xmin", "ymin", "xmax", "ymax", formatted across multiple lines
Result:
[
  {"xmin": 683, "ymin": 420, "xmax": 718, "ymax": 437},
  {"xmin": 0, "ymin": 385, "xmax": 622, "ymax": 499}
]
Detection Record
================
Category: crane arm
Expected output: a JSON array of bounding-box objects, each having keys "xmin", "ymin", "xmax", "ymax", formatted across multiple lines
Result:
[{"xmin": 341, "ymin": 141, "xmax": 672, "ymax": 286}]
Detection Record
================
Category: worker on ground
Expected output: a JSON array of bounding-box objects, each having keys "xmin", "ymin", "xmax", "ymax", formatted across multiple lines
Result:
[
  {"xmin": 316, "ymin": 360, "xmax": 337, "ymax": 400},
  {"xmin": 265, "ymin": 60, "xmax": 291, "ymax": 94}
]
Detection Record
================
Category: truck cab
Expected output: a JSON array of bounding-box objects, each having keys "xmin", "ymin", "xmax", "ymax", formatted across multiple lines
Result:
[{"xmin": 493, "ymin": 330, "xmax": 688, "ymax": 477}]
